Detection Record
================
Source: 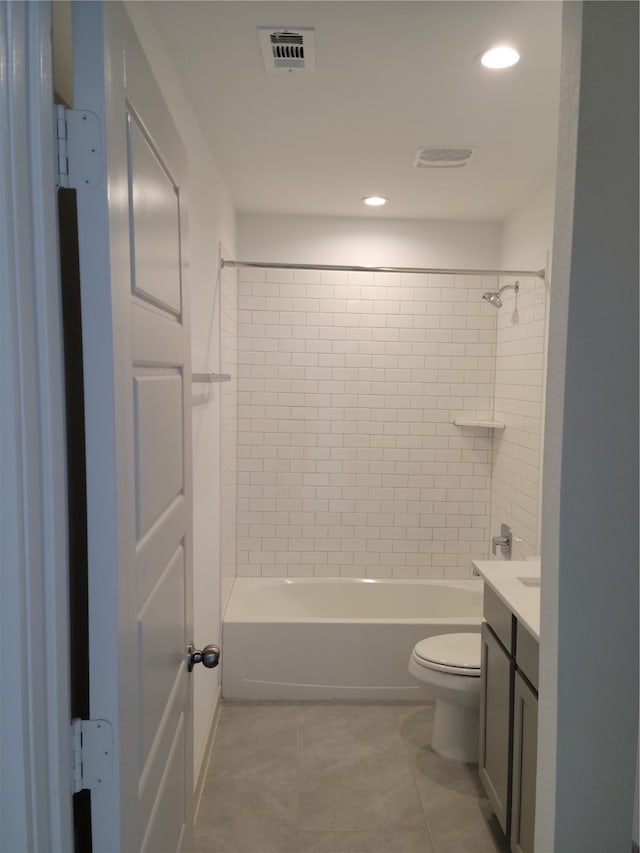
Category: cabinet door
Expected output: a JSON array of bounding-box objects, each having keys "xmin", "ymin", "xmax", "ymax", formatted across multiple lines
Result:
[
  {"xmin": 511, "ymin": 672, "xmax": 538, "ymax": 853},
  {"xmin": 479, "ymin": 622, "xmax": 515, "ymax": 836}
]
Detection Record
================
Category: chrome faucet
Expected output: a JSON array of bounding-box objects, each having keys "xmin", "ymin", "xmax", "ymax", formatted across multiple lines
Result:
[{"xmin": 492, "ymin": 523, "xmax": 513, "ymax": 559}]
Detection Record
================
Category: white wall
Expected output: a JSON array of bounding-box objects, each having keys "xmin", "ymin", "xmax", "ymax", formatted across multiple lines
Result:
[
  {"xmin": 491, "ymin": 182, "xmax": 555, "ymax": 559},
  {"xmin": 125, "ymin": 3, "xmax": 237, "ymax": 787},
  {"xmin": 239, "ymin": 213, "xmax": 502, "ymax": 270},
  {"xmin": 500, "ymin": 184, "xmax": 555, "ymax": 273},
  {"xmin": 237, "ymin": 214, "xmax": 503, "ymax": 579}
]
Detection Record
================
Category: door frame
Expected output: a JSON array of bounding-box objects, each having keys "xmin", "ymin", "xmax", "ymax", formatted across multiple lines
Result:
[
  {"xmin": 0, "ymin": 2, "xmax": 73, "ymax": 850},
  {"xmin": 2, "ymin": 1, "xmax": 637, "ymax": 850}
]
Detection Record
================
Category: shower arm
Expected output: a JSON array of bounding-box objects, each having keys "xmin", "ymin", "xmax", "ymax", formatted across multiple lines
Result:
[
  {"xmin": 498, "ymin": 282, "xmax": 520, "ymax": 295},
  {"xmin": 220, "ymin": 259, "xmax": 546, "ymax": 280}
]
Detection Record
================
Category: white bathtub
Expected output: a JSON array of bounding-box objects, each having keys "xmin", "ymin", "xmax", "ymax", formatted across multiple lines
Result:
[{"xmin": 222, "ymin": 577, "xmax": 483, "ymax": 700}]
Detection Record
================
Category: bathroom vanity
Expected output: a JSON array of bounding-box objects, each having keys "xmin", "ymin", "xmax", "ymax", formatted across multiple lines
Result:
[{"xmin": 472, "ymin": 560, "xmax": 540, "ymax": 853}]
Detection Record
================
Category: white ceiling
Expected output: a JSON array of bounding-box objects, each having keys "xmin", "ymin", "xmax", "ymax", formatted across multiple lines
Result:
[{"xmin": 147, "ymin": 1, "xmax": 562, "ymax": 221}]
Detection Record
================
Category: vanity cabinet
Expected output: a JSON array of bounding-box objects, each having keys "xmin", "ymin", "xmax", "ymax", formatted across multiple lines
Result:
[
  {"xmin": 479, "ymin": 588, "xmax": 516, "ymax": 836},
  {"xmin": 511, "ymin": 670, "xmax": 538, "ymax": 853},
  {"xmin": 479, "ymin": 585, "xmax": 539, "ymax": 853},
  {"xmin": 479, "ymin": 620, "xmax": 514, "ymax": 833}
]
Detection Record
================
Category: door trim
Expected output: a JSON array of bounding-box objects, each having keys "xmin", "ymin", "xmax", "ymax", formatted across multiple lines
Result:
[{"xmin": 0, "ymin": 2, "xmax": 73, "ymax": 849}]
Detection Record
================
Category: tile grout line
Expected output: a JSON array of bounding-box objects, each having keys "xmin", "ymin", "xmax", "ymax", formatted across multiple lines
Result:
[{"xmin": 404, "ymin": 737, "xmax": 438, "ymax": 853}]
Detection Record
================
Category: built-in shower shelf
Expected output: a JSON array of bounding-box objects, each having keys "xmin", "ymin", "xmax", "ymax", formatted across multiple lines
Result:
[{"xmin": 453, "ymin": 418, "xmax": 505, "ymax": 430}]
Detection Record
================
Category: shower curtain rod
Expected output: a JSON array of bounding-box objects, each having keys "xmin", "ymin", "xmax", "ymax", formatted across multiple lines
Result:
[{"xmin": 220, "ymin": 258, "xmax": 546, "ymax": 279}]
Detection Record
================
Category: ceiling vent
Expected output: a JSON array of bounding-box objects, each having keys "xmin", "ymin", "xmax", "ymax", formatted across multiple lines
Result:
[
  {"xmin": 258, "ymin": 28, "xmax": 316, "ymax": 72},
  {"xmin": 413, "ymin": 146, "xmax": 475, "ymax": 168}
]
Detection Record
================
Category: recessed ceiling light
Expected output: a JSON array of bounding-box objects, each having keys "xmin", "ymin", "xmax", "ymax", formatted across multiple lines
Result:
[
  {"xmin": 480, "ymin": 45, "xmax": 521, "ymax": 69},
  {"xmin": 362, "ymin": 196, "xmax": 388, "ymax": 206}
]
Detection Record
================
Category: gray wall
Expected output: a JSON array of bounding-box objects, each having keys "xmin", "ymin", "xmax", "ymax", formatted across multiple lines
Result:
[{"xmin": 538, "ymin": 2, "xmax": 639, "ymax": 850}]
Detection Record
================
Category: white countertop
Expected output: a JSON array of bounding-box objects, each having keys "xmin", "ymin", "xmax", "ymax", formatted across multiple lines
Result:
[{"xmin": 472, "ymin": 558, "xmax": 541, "ymax": 641}]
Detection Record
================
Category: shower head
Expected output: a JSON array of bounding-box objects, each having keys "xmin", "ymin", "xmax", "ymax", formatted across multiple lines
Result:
[
  {"xmin": 482, "ymin": 291, "xmax": 502, "ymax": 308},
  {"xmin": 481, "ymin": 281, "xmax": 519, "ymax": 308}
]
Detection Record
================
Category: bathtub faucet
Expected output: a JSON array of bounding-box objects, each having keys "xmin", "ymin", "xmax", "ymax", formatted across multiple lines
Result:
[{"xmin": 492, "ymin": 524, "xmax": 512, "ymax": 559}]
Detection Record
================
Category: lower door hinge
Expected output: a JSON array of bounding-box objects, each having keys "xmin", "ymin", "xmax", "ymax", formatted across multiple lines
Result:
[
  {"xmin": 56, "ymin": 105, "xmax": 101, "ymax": 190},
  {"xmin": 71, "ymin": 718, "xmax": 113, "ymax": 794}
]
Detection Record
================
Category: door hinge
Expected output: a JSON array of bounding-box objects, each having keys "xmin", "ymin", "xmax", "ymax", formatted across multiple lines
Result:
[
  {"xmin": 56, "ymin": 106, "xmax": 101, "ymax": 190},
  {"xmin": 71, "ymin": 718, "xmax": 113, "ymax": 794}
]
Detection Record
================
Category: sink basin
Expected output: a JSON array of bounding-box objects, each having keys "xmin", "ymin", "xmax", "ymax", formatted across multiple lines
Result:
[{"xmin": 518, "ymin": 577, "xmax": 541, "ymax": 588}]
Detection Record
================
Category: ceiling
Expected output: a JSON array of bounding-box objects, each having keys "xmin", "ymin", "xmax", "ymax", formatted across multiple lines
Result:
[{"xmin": 147, "ymin": 1, "xmax": 562, "ymax": 222}]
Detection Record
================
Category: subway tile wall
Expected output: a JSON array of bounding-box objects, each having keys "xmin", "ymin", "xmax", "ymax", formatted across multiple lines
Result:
[
  {"xmin": 236, "ymin": 266, "xmax": 500, "ymax": 579},
  {"xmin": 491, "ymin": 259, "xmax": 548, "ymax": 560}
]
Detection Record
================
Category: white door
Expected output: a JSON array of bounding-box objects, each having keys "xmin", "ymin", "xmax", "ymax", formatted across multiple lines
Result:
[{"xmin": 70, "ymin": 3, "xmax": 194, "ymax": 850}]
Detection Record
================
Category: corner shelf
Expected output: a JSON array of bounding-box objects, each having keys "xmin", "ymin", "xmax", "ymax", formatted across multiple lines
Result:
[{"xmin": 453, "ymin": 418, "xmax": 505, "ymax": 430}]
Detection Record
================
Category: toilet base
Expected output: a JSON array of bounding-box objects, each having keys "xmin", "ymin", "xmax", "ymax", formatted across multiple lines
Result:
[{"xmin": 431, "ymin": 699, "xmax": 479, "ymax": 763}]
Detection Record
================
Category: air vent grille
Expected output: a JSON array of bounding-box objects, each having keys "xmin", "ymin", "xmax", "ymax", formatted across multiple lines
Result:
[
  {"xmin": 413, "ymin": 146, "xmax": 475, "ymax": 168},
  {"xmin": 258, "ymin": 28, "xmax": 316, "ymax": 72}
]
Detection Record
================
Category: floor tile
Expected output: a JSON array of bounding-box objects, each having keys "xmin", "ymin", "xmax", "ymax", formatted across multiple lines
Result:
[
  {"xmin": 409, "ymin": 744, "xmax": 510, "ymax": 852},
  {"xmin": 205, "ymin": 700, "xmax": 299, "ymax": 788},
  {"xmin": 297, "ymin": 831, "xmax": 352, "ymax": 852},
  {"xmin": 194, "ymin": 780, "xmax": 297, "ymax": 853},
  {"xmin": 300, "ymin": 741, "xmax": 411, "ymax": 789},
  {"xmin": 348, "ymin": 830, "xmax": 435, "ymax": 852},
  {"xmin": 195, "ymin": 701, "xmax": 507, "ymax": 853},
  {"xmin": 206, "ymin": 721, "xmax": 298, "ymax": 788},
  {"xmin": 298, "ymin": 770, "xmax": 425, "ymax": 832},
  {"xmin": 410, "ymin": 744, "xmax": 485, "ymax": 799},
  {"xmin": 415, "ymin": 783, "xmax": 508, "ymax": 853},
  {"xmin": 397, "ymin": 706, "xmax": 436, "ymax": 754},
  {"xmin": 298, "ymin": 703, "xmax": 411, "ymax": 760},
  {"xmin": 297, "ymin": 830, "xmax": 434, "ymax": 853}
]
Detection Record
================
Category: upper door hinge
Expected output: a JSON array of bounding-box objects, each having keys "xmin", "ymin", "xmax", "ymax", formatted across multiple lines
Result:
[
  {"xmin": 56, "ymin": 106, "xmax": 101, "ymax": 190},
  {"xmin": 71, "ymin": 718, "xmax": 113, "ymax": 794}
]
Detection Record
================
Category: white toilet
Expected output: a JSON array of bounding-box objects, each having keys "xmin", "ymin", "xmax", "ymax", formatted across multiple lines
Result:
[{"xmin": 408, "ymin": 632, "xmax": 482, "ymax": 763}]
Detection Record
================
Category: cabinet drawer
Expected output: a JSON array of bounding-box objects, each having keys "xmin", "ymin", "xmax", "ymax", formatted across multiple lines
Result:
[
  {"xmin": 516, "ymin": 624, "xmax": 539, "ymax": 692},
  {"xmin": 483, "ymin": 585, "xmax": 515, "ymax": 653}
]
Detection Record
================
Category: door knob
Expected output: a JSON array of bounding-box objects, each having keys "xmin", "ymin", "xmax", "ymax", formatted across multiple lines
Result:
[{"xmin": 187, "ymin": 642, "xmax": 220, "ymax": 672}]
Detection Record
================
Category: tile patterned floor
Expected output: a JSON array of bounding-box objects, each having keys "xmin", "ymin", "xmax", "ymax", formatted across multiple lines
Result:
[{"xmin": 194, "ymin": 702, "xmax": 510, "ymax": 853}]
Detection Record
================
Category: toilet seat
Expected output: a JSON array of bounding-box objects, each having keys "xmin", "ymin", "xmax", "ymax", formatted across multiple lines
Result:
[{"xmin": 412, "ymin": 633, "xmax": 481, "ymax": 677}]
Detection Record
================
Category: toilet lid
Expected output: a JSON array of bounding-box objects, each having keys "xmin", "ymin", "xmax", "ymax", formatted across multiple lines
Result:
[{"xmin": 413, "ymin": 633, "xmax": 481, "ymax": 676}]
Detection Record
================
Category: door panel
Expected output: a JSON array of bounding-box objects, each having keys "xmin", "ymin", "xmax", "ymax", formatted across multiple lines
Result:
[
  {"xmin": 141, "ymin": 716, "xmax": 186, "ymax": 853},
  {"xmin": 136, "ymin": 499, "xmax": 186, "ymax": 608},
  {"xmin": 138, "ymin": 546, "xmax": 186, "ymax": 764},
  {"xmin": 134, "ymin": 374, "xmax": 184, "ymax": 538},
  {"xmin": 128, "ymin": 112, "xmax": 181, "ymax": 315},
  {"xmin": 138, "ymin": 679, "xmax": 187, "ymax": 844},
  {"xmin": 70, "ymin": 3, "xmax": 193, "ymax": 850}
]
